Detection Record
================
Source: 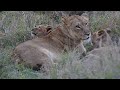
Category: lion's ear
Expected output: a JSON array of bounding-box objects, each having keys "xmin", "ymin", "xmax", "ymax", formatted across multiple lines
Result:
[
  {"xmin": 98, "ymin": 30, "xmax": 105, "ymax": 36},
  {"xmin": 46, "ymin": 25, "xmax": 52, "ymax": 32},
  {"xmin": 81, "ymin": 15, "xmax": 89, "ymax": 22},
  {"xmin": 61, "ymin": 16, "xmax": 68, "ymax": 25}
]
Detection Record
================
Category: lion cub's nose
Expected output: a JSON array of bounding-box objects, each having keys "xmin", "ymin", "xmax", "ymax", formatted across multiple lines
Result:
[
  {"xmin": 32, "ymin": 28, "xmax": 35, "ymax": 31},
  {"xmin": 31, "ymin": 29, "xmax": 34, "ymax": 32}
]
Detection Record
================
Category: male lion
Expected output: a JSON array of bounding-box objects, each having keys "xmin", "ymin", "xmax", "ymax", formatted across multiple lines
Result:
[
  {"xmin": 12, "ymin": 15, "xmax": 91, "ymax": 71},
  {"xmin": 31, "ymin": 25, "xmax": 52, "ymax": 38},
  {"xmin": 91, "ymin": 28, "xmax": 112, "ymax": 48}
]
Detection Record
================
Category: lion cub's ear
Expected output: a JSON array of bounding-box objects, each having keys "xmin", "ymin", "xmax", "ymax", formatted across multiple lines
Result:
[
  {"xmin": 46, "ymin": 25, "xmax": 52, "ymax": 32},
  {"xmin": 105, "ymin": 28, "xmax": 111, "ymax": 34},
  {"xmin": 98, "ymin": 30, "xmax": 105, "ymax": 36}
]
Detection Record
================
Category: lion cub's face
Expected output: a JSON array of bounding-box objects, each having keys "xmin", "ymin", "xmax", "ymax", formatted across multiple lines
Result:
[
  {"xmin": 31, "ymin": 25, "xmax": 52, "ymax": 38},
  {"xmin": 92, "ymin": 28, "xmax": 112, "ymax": 48},
  {"xmin": 62, "ymin": 15, "xmax": 91, "ymax": 41}
]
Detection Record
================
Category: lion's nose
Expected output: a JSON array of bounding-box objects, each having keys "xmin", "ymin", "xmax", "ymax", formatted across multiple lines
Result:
[{"xmin": 85, "ymin": 33, "xmax": 90, "ymax": 36}]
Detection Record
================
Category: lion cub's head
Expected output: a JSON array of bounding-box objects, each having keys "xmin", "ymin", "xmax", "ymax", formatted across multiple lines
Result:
[
  {"xmin": 61, "ymin": 15, "xmax": 91, "ymax": 41},
  {"xmin": 92, "ymin": 28, "xmax": 112, "ymax": 48},
  {"xmin": 31, "ymin": 25, "xmax": 52, "ymax": 38}
]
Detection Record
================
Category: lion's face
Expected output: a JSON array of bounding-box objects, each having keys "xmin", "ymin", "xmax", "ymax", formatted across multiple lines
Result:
[
  {"xmin": 31, "ymin": 25, "xmax": 52, "ymax": 38},
  {"xmin": 61, "ymin": 15, "xmax": 91, "ymax": 41}
]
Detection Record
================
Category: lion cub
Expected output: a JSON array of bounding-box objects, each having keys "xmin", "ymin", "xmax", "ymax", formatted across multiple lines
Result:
[
  {"xmin": 31, "ymin": 25, "xmax": 52, "ymax": 38},
  {"xmin": 92, "ymin": 28, "xmax": 112, "ymax": 48}
]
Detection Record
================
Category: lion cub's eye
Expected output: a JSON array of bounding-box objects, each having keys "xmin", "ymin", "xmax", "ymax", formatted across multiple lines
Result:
[
  {"xmin": 97, "ymin": 38, "xmax": 100, "ymax": 41},
  {"xmin": 85, "ymin": 23, "xmax": 88, "ymax": 26}
]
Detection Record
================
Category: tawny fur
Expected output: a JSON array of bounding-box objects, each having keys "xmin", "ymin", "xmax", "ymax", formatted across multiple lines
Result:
[{"xmin": 91, "ymin": 28, "xmax": 112, "ymax": 48}]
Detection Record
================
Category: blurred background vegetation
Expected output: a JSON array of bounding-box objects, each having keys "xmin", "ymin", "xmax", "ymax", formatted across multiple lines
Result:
[{"xmin": 0, "ymin": 11, "xmax": 120, "ymax": 79}]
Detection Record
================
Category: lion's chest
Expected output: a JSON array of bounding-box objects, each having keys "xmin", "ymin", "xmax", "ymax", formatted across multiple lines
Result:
[
  {"xmin": 40, "ymin": 48, "xmax": 57, "ymax": 58},
  {"xmin": 37, "ymin": 46, "xmax": 61, "ymax": 63}
]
